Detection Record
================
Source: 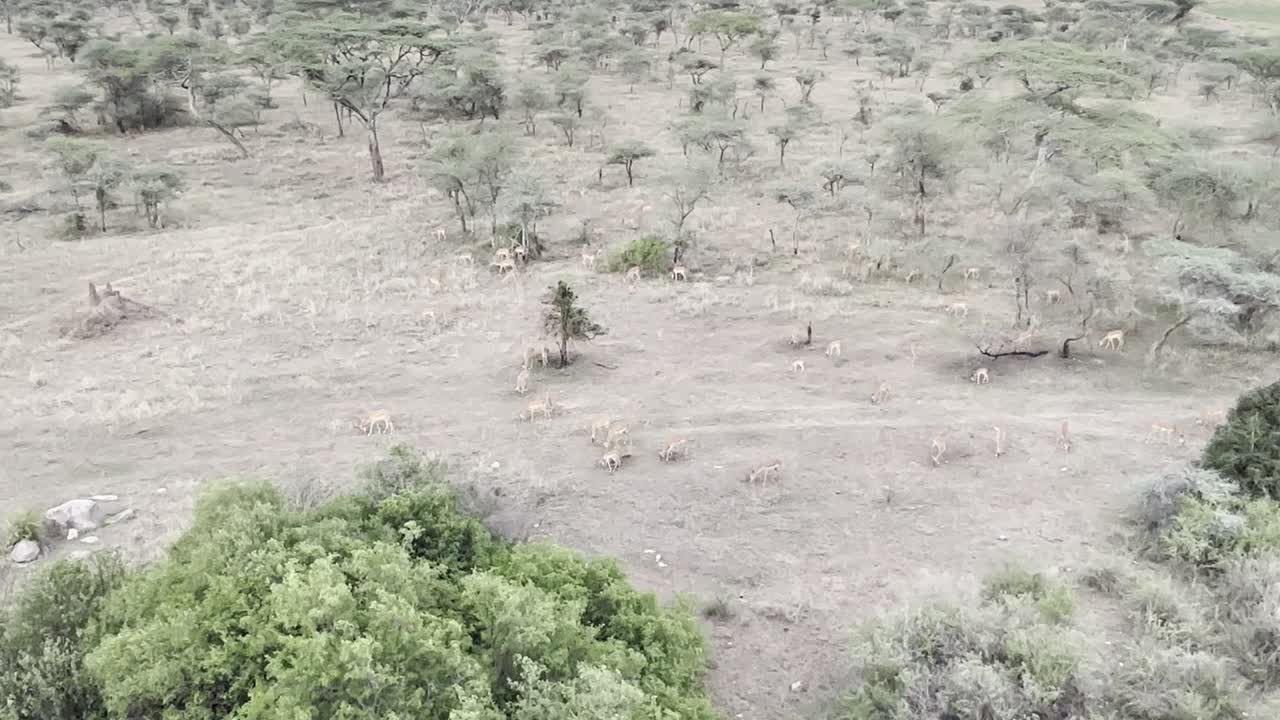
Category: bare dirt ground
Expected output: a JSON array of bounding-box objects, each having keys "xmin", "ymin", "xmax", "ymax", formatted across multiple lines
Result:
[{"xmin": 2, "ymin": 13, "xmax": 1277, "ymax": 718}]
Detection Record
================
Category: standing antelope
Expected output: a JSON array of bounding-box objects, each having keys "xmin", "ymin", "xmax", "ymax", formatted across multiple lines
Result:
[
  {"xmin": 747, "ymin": 460, "xmax": 783, "ymax": 484},
  {"xmin": 929, "ymin": 435, "xmax": 946, "ymax": 466},
  {"xmin": 1057, "ymin": 420, "xmax": 1072, "ymax": 453},
  {"xmin": 658, "ymin": 437, "xmax": 690, "ymax": 462},
  {"xmin": 515, "ymin": 367, "xmax": 530, "ymax": 395},
  {"xmin": 825, "ymin": 341, "xmax": 842, "ymax": 358},
  {"xmin": 625, "ymin": 266, "xmax": 642, "ymax": 284},
  {"xmin": 359, "ymin": 410, "xmax": 395, "ymax": 435},
  {"xmin": 791, "ymin": 359, "xmax": 806, "ymax": 374},
  {"xmin": 1099, "ymin": 329, "xmax": 1125, "ymax": 351},
  {"xmin": 521, "ymin": 392, "xmax": 554, "ymax": 421},
  {"xmin": 433, "ymin": 228, "xmax": 447, "ymax": 241},
  {"xmin": 870, "ymin": 382, "xmax": 891, "ymax": 405},
  {"xmin": 963, "ymin": 267, "xmax": 981, "ymax": 280},
  {"xmin": 670, "ymin": 265, "xmax": 688, "ymax": 281},
  {"xmin": 1044, "ymin": 289, "xmax": 1062, "ymax": 304},
  {"xmin": 581, "ymin": 249, "xmax": 598, "ymax": 271},
  {"xmin": 946, "ymin": 302, "xmax": 969, "ymax": 319},
  {"xmin": 993, "ymin": 426, "xmax": 1007, "ymax": 457},
  {"xmin": 971, "ymin": 367, "xmax": 990, "ymax": 385},
  {"xmin": 1146, "ymin": 422, "xmax": 1185, "ymax": 446},
  {"xmin": 598, "ymin": 449, "xmax": 633, "ymax": 473},
  {"xmin": 904, "ymin": 269, "xmax": 922, "ymax": 283}
]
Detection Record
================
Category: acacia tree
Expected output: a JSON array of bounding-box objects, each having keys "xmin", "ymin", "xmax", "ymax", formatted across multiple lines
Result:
[
  {"xmin": 543, "ymin": 281, "xmax": 605, "ymax": 367},
  {"xmin": 767, "ymin": 106, "xmax": 811, "ymax": 168},
  {"xmin": 883, "ymin": 116, "xmax": 958, "ymax": 237},
  {"xmin": 663, "ymin": 163, "xmax": 712, "ymax": 240},
  {"xmin": 278, "ymin": 17, "xmax": 448, "ymax": 181},
  {"xmin": 146, "ymin": 36, "xmax": 257, "ymax": 158},
  {"xmin": 605, "ymin": 140, "xmax": 656, "ymax": 186},
  {"xmin": 771, "ymin": 181, "xmax": 815, "ymax": 255},
  {"xmin": 688, "ymin": 10, "xmax": 762, "ymax": 65},
  {"xmin": 748, "ymin": 32, "xmax": 779, "ymax": 69}
]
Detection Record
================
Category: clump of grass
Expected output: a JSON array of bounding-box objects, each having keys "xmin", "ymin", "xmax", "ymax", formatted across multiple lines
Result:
[
  {"xmin": 4, "ymin": 510, "xmax": 47, "ymax": 549},
  {"xmin": 702, "ymin": 596, "xmax": 736, "ymax": 622},
  {"xmin": 1102, "ymin": 643, "xmax": 1244, "ymax": 720},
  {"xmin": 1215, "ymin": 556, "xmax": 1280, "ymax": 687}
]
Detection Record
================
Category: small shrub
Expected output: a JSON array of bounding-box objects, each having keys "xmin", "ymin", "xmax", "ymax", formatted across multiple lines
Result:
[
  {"xmin": 1216, "ymin": 556, "xmax": 1280, "ymax": 687},
  {"xmin": 702, "ymin": 595, "xmax": 736, "ymax": 621},
  {"xmin": 1124, "ymin": 573, "xmax": 1204, "ymax": 646},
  {"xmin": 610, "ymin": 235, "xmax": 672, "ymax": 275},
  {"xmin": 842, "ymin": 588, "xmax": 1088, "ymax": 720},
  {"xmin": 1102, "ymin": 643, "xmax": 1245, "ymax": 720},
  {"xmin": 980, "ymin": 564, "xmax": 1073, "ymax": 624},
  {"xmin": 4, "ymin": 509, "xmax": 46, "ymax": 549},
  {"xmin": 1204, "ymin": 380, "xmax": 1280, "ymax": 499}
]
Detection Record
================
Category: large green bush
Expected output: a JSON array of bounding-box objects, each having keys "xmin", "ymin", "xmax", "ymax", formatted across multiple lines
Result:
[
  {"xmin": 1204, "ymin": 380, "xmax": 1280, "ymax": 499},
  {"xmin": 3, "ymin": 448, "xmax": 714, "ymax": 720},
  {"xmin": 610, "ymin": 235, "xmax": 672, "ymax": 276},
  {"xmin": 0, "ymin": 553, "xmax": 127, "ymax": 720}
]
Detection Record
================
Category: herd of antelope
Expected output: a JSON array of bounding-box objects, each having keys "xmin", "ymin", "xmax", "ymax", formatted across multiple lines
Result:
[{"xmin": 351, "ymin": 238, "xmax": 1218, "ymax": 483}]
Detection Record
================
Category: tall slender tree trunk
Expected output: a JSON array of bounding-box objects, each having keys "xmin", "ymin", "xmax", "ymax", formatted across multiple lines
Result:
[
  {"xmin": 367, "ymin": 115, "xmax": 385, "ymax": 182},
  {"xmin": 333, "ymin": 102, "xmax": 344, "ymax": 138}
]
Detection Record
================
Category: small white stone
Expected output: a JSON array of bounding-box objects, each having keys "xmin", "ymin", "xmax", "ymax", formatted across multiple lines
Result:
[
  {"xmin": 80, "ymin": 536, "xmax": 100, "ymax": 545},
  {"xmin": 643, "ymin": 549, "xmax": 655, "ymax": 554},
  {"xmin": 67, "ymin": 528, "xmax": 80, "ymax": 541},
  {"xmin": 657, "ymin": 561, "xmax": 668, "ymax": 568},
  {"xmin": 997, "ymin": 534, "xmax": 1009, "ymax": 542},
  {"xmin": 790, "ymin": 680, "xmax": 805, "ymax": 692},
  {"xmin": 155, "ymin": 487, "xmax": 167, "ymax": 494},
  {"xmin": 89, "ymin": 494, "xmax": 119, "ymax": 502},
  {"xmin": 490, "ymin": 461, "xmax": 500, "ymax": 470}
]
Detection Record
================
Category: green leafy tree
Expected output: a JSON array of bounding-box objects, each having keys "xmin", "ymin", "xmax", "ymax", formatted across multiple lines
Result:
[
  {"xmin": 411, "ymin": 46, "xmax": 504, "ymax": 123},
  {"xmin": 132, "ymin": 166, "xmax": 183, "ymax": 229},
  {"xmin": 45, "ymin": 137, "xmax": 103, "ymax": 224},
  {"xmin": 605, "ymin": 140, "xmax": 656, "ymax": 187},
  {"xmin": 42, "ymin": 84, "xmax": 95, "ymax": 132},
  {"xmin": 771, "ymin": 181, "xmax": 816, "ymax": 254},
  {"xmin": 768, "ymin": 105, "xmax": 811, "ymax": 167},
  {"xmin": 748, "ymin": 31, "xmax": 779, "ymax": 69},
  {"xmin": 543, "ymin": 281, "xmax": 604, "ymax": 367},
  {"xmin": 498, "ymin": 170, "xmax": 555, "ymax": 258},
  {"xmin": 509, "ymin": 76, "xmax": 549, "ymax": 135},
  {"xmin": 1205, "ymin": 381, "xmax": 1280, "ymax": 500},
  {"xmin": 84, "ymin": 157, "xmax": 128, "ymax": 232},
  {"xmin": 689, "ymin": 10, "xmax": 763, "ymax": 65},
  {"xmin": 883, "ymin": 116, "xmax": 960, "ymax": 237},
  {"xmin": 752, "ymin": 72, "xmax": 775, "ymax": 111},
  {"xmin": 552, "ymin": 61, "xmax": 588, "ymax": 118},
  {"xmin": 275, "ymin": 16, "xmax": 449, "ymax": 181},
  {"xmin": 618, "ymin": 47, "xmax": 651, "ymax": 94},
  {"xmin": 794, "ymin": 66, "xmax": 823, "ymax": 103}
]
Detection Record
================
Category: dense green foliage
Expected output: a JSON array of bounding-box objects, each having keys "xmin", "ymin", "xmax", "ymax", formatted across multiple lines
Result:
[
  {"xmin": 1, "ymin": 449, "xmax": 713, "ymax": 720},
  {"xmin": 611, "ymin": 235, "xmax": 672, "ymax": 276},
  {"xmin": 0, "ymin": 553, "xmax": 127, "ymax": 720},
  {"xmin": 1204, "ymin": 380, "xmax": 1280, "ymax": 499}
]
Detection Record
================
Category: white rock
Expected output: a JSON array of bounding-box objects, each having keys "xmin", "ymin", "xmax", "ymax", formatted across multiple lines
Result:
[
  {"xmin": 105, "ymin": 508, "xmax": 136, "ymax": 526},
  {"xmin": 89, "ymin": 494, "xmax": 119, "ymax": 502},
  {"xmin": 657, "ymin": 561, "xmax": 668, "ymax": 568},
  {"xmin": 80, "ymin": 536, "xmax": 100, "ymax": 545},
  {"xmin": 46, "ymin": 499, "xmax": 103, "ymax": 532},
  {"xmin": 67, "ymin": 528, "xmax": 80, "ymax": 541},
  {"xmin": 790, "ymin": 680, "xmax": 805, "ymax": 692},
  {"xmin": 10, "ymin": 539, "xmax": 40, "ymax": 564},
  {"xmin": 155, "ymin": 487, "xmax": 167, "ymax": 494},
  {"xmin": 67, "ymin": 550, "xmax": 91, "ymax": 561}
]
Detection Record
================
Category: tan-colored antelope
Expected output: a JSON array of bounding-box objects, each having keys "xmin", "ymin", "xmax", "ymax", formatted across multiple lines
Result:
[
  {"xmin": 791, "ymin": 359, "xmax": 806, "ymax": 374},
  {"xmin": 1146, "ymin": 421, "xmax": 1185, "ymax": 446},
  {"xmin": 625, "ymin": 266, "xmax": 641, "ymax": 284},
  {"xmin": 521, "ymin": 392, "xmax": 554, "ymax": 421},
  {"xmin": 670, "ymin": 265, "xmax": 688, "ymax": 281},
  {"xmin": 433, "ymin": 228, "xmax": 447, "ymax": 242},
  {"xmin": 993, "ymin": 425, "xmax": 1006, "ymax": 457},
  {"xmin": 455, "ymin": 252, "xmax": 474, "ymax": 266},
  {"xmin": 1044, "ymin": 289, "xmax": 1062, "ymax": 304},
  {"xmin": 492, "ymin": 256, "xmax": 516, "ymax": 275},
  {"xmin": 598, "ymin": 449, "xmax": 633, "ymax": 473},
  {"xmin": 747, "ymin": 460, "xmax": 783, "ymax": 484},
  {"xmin": 870, "ymin": 382, "xmax": 891, "ymax": 405},
  {"xmin": 1057, "ymin": 420, "xmax": 1072, "ymax": 453},
  {"xmin": 1099, "ymin": 329, "xmax": 1125, "ymax": 351},
  {"xmin": 604, "ymin": 422, "xmax": 631, "ymax": 450},
  {"xmin": 515, "ymin": 367, "xmax": 530, "ymax": 395},
  {"xmin": 658, "ymin": 437, "xmax": 690, "ymax": 462},
  {"xmin": 1197, "ymin": 407, "xmax": 1227, "ymax": 428},
  {"xmin": 963, "ymin": 267, "xmax": 981, "ymax": 280},
  {"xmin": 581, "ymin": 249, "xmax": 598, "ymax": 271},
  {"xmin": 358, "ymin": 410, "xmax": 395, "ymax": 435},
  {"xmin": 946, "ymin": 302, "xmax": 969, "ymax": 319},
  {"xmin": 929, "ymin": 435, "xmax": 946, "ymax": 466},
  {"xmin": 523, "ymin": 343, "xmax": 551, "ymax": 369},
  {"xmin": 904, "ymin": 269, "xmax": 923, "ymax": 283},
  {"xmin": 970, "ymin": 367, "xmax": 990, "ymax": 385},
  {"xmin": 825, "ymin": 340, "xmax": 842, "ymax": 358}
]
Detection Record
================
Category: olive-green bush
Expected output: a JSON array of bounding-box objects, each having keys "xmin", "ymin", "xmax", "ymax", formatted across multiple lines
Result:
[
  {"xmin": 610, "ymin": 235, "xmax": 672, "ymax": 276},
  {"xmin": 1204, "ymin": 380, "xmax": 1280, "ymax": 500},
  {"xmin": 2, "ymin": 447, "xmax": 715, "ymax": 720}
]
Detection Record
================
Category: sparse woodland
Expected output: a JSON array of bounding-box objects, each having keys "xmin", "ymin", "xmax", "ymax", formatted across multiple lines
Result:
[{"xmin": 3, "ymin": 0, "xmax": 1280, "ymax": 716}]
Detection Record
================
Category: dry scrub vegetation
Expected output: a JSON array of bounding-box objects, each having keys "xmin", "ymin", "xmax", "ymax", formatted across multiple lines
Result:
[{"xmin": 3, "ymin": 0, "xmax": 1280, "ymax": 716}]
